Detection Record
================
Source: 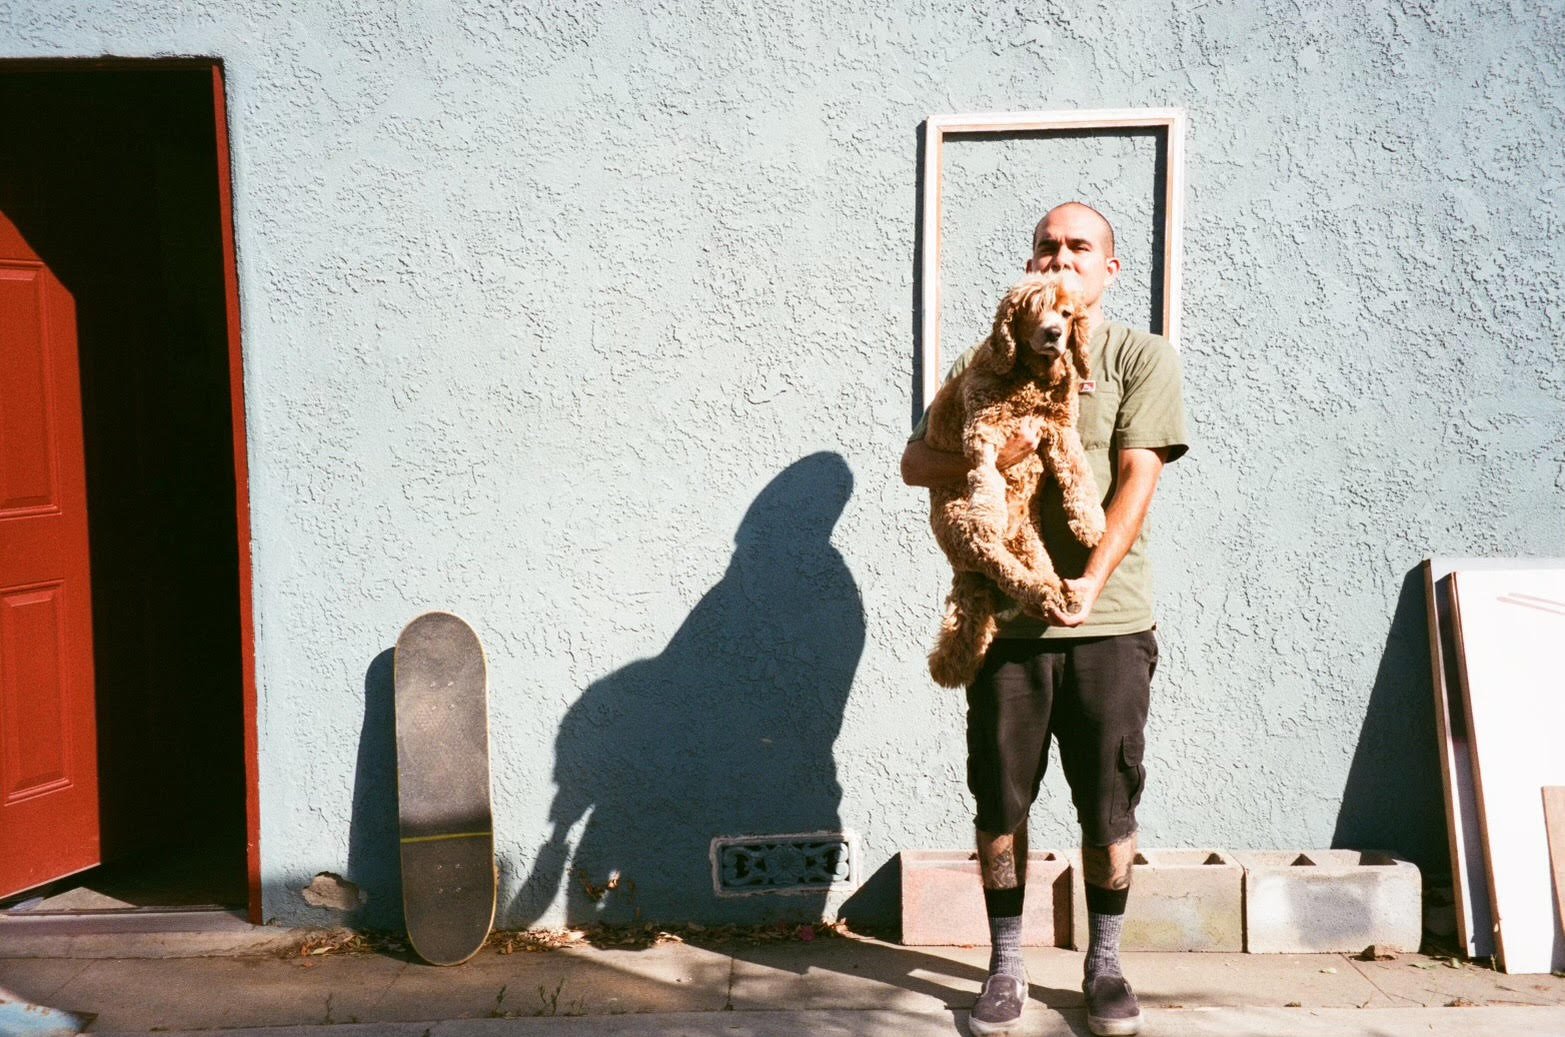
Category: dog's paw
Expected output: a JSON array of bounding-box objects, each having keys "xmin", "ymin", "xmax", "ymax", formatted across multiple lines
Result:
[
  {"xmin": 1019, "ymin": 578, "xmax": 1065, "ymax": 616},
  {"xmin": 1069, "ymin": 507, "xmax": 1106, "ymax": 548},
  {"xmin": 1069, "ymin": 518, "xmax": 1104, "ymax": 548}
]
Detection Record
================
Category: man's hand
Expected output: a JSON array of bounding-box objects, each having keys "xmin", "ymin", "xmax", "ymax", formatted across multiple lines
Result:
[
  {"xmin": 1045, "ymin": 574, "xmax": 1103, "ymax": 628},
  {"xmin": 996, "ymin": 420, "xmax": 1042, "ymax": 470}
]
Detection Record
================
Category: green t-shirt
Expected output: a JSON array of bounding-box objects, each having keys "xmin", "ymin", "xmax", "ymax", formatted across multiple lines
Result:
[{"xmin": 909, "ymin": 321, "xmax": 1190, "ymax": 638}]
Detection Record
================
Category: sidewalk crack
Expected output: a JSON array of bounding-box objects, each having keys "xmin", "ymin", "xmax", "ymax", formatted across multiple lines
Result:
[
  {"xmin": 1345, "ymin": 955, "xmax": 1421, "ymax": 1007},
  {"xmin": 724, "ymin": 953, "xmax": 736, "ymax": 1010}
]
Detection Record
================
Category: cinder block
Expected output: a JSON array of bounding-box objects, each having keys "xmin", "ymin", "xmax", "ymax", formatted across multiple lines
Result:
[
  {"xmin": 900, "ymin": 849, "xmax": 1070, "ymax": 946},
  {"xmin": 1070, "ymin": 849, "xmax": 1244, "ymax": 951},
  {"xmin": 1235, "ymin": 850, "xmax": 1422, "ymax": 953}
]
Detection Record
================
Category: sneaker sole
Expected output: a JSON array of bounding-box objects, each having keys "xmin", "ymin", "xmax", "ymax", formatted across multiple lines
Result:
[
  {"xmin": 968, "ymin": 973, "xmax": 1029, "ymax": 1036},
  {"xmin": 969, "ymin": 1013, "xmax": 1024, "ymax": 1037},
  {"xmin": 1087, "ymin": 1011, "xmax": 1143, "ymax": 1036}
]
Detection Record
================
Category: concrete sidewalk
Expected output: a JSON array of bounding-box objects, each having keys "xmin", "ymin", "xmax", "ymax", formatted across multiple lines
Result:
[{"xmin": 2, "ymin": 923, "xmax": 1563, "ymax": 1036}]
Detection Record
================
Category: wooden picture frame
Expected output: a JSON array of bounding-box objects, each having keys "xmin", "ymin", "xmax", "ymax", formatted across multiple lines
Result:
[{"xmin": 918, "ymin": 107, "xmax": 1187, "ymax": 409}]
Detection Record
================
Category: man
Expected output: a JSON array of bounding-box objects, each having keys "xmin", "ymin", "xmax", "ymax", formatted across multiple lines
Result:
[{"xmin": 901, "ymin": 202, "xmax": 1189, "ymax": 1036}]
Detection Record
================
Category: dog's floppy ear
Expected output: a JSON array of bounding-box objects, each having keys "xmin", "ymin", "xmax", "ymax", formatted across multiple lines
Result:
[
  {"xmin": 978, "ymin": 288, "xmax": 1019, "ymax": 374},
  {"xmin": 1069, "ymin": 310, "xmax": 1092, "ymax": 383}
]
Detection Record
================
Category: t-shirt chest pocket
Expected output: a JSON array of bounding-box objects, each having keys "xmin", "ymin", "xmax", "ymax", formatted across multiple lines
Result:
[{"xmin": 1078, "ymin": 386, "xmax": 1120, "ymax": 450}]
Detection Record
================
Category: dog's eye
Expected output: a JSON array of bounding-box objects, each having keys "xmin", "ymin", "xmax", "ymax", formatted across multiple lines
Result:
[{"xmin": 1061, "ymin": 308, "xmax": 1075, "ymax": 318}]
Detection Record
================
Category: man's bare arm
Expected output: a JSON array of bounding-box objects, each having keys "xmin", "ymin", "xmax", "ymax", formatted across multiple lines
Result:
[
  {"xmin": 1046, "ymin": 445, "xmax": 1169, "ymax": 626},
  {"xmin": 900, "ymin": 426, "xmax": 1043, "ymax": 490},
  {"xmin": 900, "ymin": 438, "xmax": 968, "ymax": 489}
]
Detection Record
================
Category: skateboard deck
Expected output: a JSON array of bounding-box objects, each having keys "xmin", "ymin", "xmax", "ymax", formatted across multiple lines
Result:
[{"xmin": 394, "ymin": 611, "xmax": 496, "ymax": 965}]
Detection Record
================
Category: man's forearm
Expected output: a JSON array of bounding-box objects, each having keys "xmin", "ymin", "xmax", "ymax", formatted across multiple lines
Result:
[
  {"xmin": 1080, "ymin": 449, "xmax": 1166, "ymax": 590},
  {"xmin": 900, "ymin": 439, "xmax": 969, "ymax": 489},
  {"xmin": 903, "ymin": 424, "xmax": 1047, "ymax": 489}
]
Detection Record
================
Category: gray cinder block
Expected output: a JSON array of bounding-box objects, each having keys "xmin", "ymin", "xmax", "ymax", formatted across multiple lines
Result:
[
  {"xmin": 1070, "ymin": 849, "xmax": 1244, "ymax": 951},
  {"xmin": 899, "ymin": 849, "xmax": 1070, "ymax": 946},
  {"xmin": 1235, "ymin": 850, "xmax": 1422, "ymax": 953}
]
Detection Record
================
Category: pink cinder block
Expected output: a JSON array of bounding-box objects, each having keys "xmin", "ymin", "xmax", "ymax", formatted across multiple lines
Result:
[
  {"xmin": 1070, "ymin": 849, "xmax": 1244, "ymax": 951},
  {"xmin": 1235, "ymin": 850, "xmax": 1422, "ymax": 953},
  {"xmin": 900, "ymin": 849, "xmax": 1071, "ymax": 946}
]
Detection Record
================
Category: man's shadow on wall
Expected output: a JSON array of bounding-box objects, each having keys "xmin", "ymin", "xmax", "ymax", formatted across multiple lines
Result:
[
  {"xmin": 508, "ymin": 451, "xmax": 865, "ymax": 928},
  {"xmin": 348, "ymin": 452, "xmax": 1101, "ymax": 1023}
]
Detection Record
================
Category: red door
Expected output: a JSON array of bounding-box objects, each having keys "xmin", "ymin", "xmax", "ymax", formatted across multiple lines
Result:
[{"xmin": 0, "ymin": 209, "xmax": 100, "ymax": 898}]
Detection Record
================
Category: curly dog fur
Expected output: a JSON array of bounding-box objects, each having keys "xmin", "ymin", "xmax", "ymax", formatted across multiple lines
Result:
[{"xmin": 924, "ymin": 271, "xmax": 1105, "ymax": 688}]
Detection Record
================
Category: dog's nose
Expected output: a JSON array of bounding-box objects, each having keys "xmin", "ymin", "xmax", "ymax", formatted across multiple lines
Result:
[{"xmin": 1041, "ymin": 326, "xmax": 1062, "ymax": 342}]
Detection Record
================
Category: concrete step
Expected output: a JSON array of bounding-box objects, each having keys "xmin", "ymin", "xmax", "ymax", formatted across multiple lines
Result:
[
  {"xmin": 86, "ymin": 1005, "xmax": 1565, "ymax": 1037},
  {"xmin": 5, "ymin": 930, "xmax": 1563, "ymax": 1035}
]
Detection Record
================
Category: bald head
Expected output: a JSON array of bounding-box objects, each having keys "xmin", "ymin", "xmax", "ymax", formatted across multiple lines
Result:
[
  {"xmin": 1033, "ymin": 202, "xmax": 1116, "ymax": 257},
  {"xmin": 1026, "ymin": 201, "xmax": 1122, "ymax": 322}
]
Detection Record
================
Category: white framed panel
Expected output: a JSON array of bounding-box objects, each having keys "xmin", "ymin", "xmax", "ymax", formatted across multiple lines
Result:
[{"xmin": 918, "ymin": 108, "xmax": 1187, "ymax": 410}]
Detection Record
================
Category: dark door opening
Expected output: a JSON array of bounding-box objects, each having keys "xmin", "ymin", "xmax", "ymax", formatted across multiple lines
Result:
[{"xmin": 0, "ymin": 65, "xmax": 247, "ymax": 911}]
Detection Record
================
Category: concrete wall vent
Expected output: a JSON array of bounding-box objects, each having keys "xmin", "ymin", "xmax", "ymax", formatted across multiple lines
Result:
[{"xmin": 710, "ymin": 832, "xmax": 857, "ymax": 897}]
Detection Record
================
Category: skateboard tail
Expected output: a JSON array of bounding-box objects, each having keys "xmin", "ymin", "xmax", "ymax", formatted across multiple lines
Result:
[{"xmin": 400, "ymin": 833, "xmax": 498, "ymax": 966}]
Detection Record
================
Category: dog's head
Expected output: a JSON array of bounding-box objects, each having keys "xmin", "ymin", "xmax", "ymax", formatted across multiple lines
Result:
[{"xmin": 980, "ymin": 271, "xmax": 1091, "ymax": 383}]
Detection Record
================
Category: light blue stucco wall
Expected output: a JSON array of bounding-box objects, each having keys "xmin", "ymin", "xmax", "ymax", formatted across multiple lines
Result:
[{"xmin": 8, "ymin": 1, "xmax": 1562, "ymax": 928}]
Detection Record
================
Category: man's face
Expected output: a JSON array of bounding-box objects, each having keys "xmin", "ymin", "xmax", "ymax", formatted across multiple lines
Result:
[{"xmin": 1026, "ymin": 206, "xmax": 1120, "ymax": 312}]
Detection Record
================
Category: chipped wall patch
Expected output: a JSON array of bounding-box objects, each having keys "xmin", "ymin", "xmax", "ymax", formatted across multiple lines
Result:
[{"xmin": 301, "ymin": 872, "xmax": 366, "ymax": 911}]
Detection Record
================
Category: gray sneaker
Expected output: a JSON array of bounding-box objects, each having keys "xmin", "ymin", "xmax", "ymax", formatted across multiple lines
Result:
[
  {"xmin": 1083, "ymin": 972, "xmax": 1143, "ymax": 1035},
  {"xmin": 969, "ymin": 972, "xmax": 1028, "ymax": 1035}
]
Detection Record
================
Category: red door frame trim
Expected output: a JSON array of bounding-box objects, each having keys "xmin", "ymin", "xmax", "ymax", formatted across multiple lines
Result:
[
  {"xmin": 208, "ymin": 61, "xmax": 264, "ymax": 926},
  {"xmin": 0, "ymin": 56, "xmax": 264, "ymax": 923}
]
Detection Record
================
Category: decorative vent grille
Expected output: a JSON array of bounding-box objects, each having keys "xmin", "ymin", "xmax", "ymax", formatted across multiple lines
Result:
[{"xmin": 711, "ymin": 833, "xmax": 856, "ymax": 896}]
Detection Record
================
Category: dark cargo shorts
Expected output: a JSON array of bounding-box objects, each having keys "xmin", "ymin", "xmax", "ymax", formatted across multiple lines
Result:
[{"xmin": 965, "ymin": 630, "xmax": 1158, "ymax": 846}]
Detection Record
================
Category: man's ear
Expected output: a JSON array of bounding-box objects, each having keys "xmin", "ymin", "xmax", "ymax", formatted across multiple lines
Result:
[{"xmin": 1104, "ymin": 255, "xmax": 1122, "ymax": 285}]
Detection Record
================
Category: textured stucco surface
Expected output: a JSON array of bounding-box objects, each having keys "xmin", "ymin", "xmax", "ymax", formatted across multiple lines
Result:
[{"xmin": 7, "ymin": 1, "xmax": 1563, "ymax": 927}]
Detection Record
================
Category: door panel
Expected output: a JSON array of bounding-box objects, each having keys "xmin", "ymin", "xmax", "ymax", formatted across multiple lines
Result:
[
  {"xmin": 0, "ymin": 211, "xmax": 100, "ymax": 898},
  {"xmin": 1, "ymin": 583, "xmax": 71, "ymax": 800},
  {"xmin": 0, "ymin": 266, "xmax": 58, "ymax": 512}
]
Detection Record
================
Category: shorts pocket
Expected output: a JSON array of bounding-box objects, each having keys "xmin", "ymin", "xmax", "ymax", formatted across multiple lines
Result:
[{"xmin": 1115, "ymin": 731, "xmax": 1147, "ymax": 825}]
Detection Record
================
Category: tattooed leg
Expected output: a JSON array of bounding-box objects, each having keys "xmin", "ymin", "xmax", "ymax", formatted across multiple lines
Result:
[
  {"xmin": 1081, "ymin": 832, "xmax": 1137, "ymax": 891},
  {"xmin": 977, "ymin": 823, "xmax": 1029, "ymax": 889},
  {"xmin": 976, "ymin": 822, "xmax": 1029, "ymax": 984},
  {"xmin": 1082, "ymin": 832, "xmax": 1136, "ymax": 982}
]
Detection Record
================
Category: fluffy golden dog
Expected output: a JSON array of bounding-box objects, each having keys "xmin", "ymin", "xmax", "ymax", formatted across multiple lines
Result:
[{"xmin": 924, "ymin": 271, "xmax": 1104, "ymax": 688}]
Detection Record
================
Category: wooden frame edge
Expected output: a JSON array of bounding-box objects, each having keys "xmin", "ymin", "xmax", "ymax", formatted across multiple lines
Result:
[
  {"xmin": 1423, "ymin": 561, "xmax": 1478, "ymax": 956},
  {"xmin": 209, "ymin": 61, "xmax": 264, "ymax": 926},
  {"xmin": 918, "ymin": 107, "xmax": 1187, "ymax": 413},
  {"xmin": 1447, "ymin": 572, "xmax": 1508, "ymax": 971}
]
